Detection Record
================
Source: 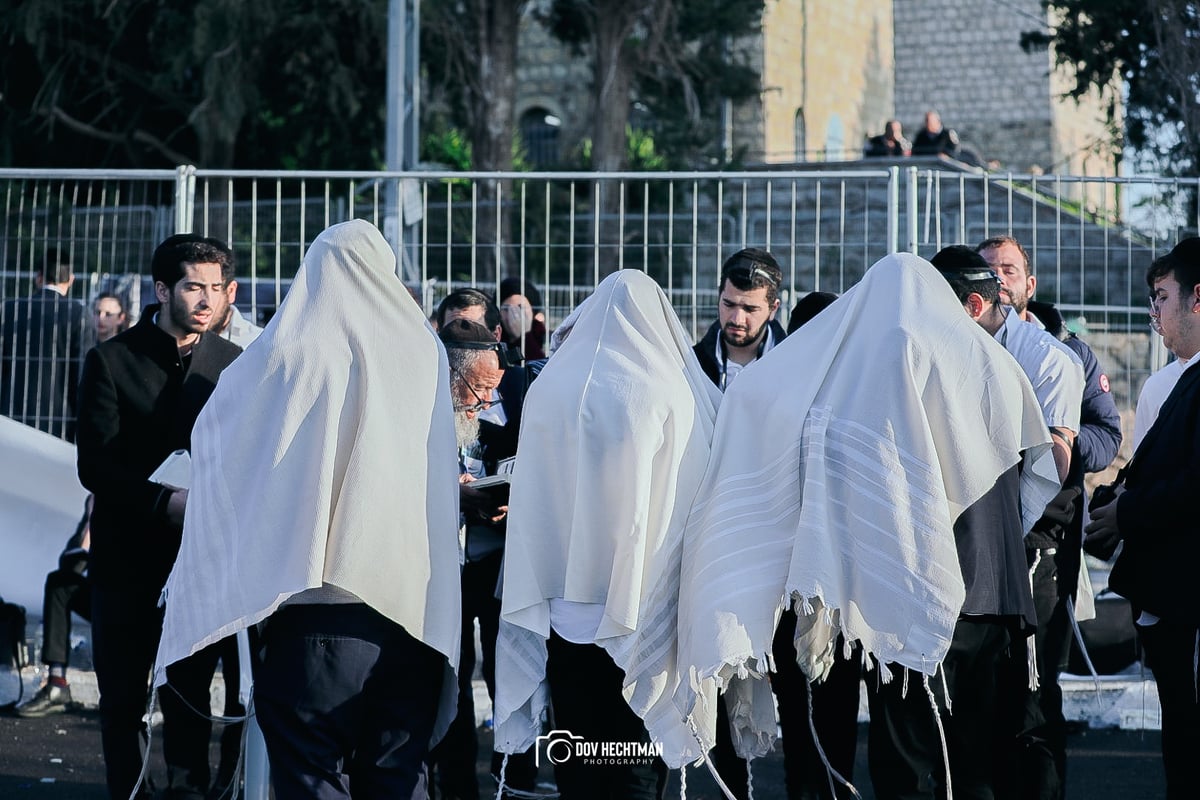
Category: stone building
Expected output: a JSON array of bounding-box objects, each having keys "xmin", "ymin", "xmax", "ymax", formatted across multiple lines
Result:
[
  {"xmin": 513, "ymin": 0, "xmax": 1118, "ymax": 181},
  {"xmin": 892, "ymin": 0, "xmax": 1119, "ymax": 178}
]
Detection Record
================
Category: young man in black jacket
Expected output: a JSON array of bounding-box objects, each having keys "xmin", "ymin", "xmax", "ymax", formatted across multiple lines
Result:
[
  {"xmin": 693, "ymin": 248, "xmax": 786, "ymax": 392},
  {"xmin": 1087, "ymin": 238, "xmax": 1200, "ymax": 800},
  {"xmin": 76, "ymin": 233, "xmax": 242, "ymax": 800}
]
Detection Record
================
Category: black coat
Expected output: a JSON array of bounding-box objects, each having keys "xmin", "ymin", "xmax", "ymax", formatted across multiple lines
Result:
[
  {"xmin": 0, "ymin": 288, "xmax": 96, "ymax": 440},
  {"xmin": 1110, "ymin": 360, "xmax": 1200, "ymax": 622},
  {"xmin": 75, "ymin": 307, "xmax": 241, "ymax": 589},
  {"xmin": 692, "ymin": 318, "xmax": 787, "ymax": 388}
]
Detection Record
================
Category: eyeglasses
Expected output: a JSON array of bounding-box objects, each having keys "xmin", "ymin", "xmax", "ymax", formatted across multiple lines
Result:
[
  {"xmin": 451, "ymin": 365, "xmax": 502, "ymax": 413},
  {"xmin": 723, "ymin": 262, "xmax": 781, "ymax": 289}
]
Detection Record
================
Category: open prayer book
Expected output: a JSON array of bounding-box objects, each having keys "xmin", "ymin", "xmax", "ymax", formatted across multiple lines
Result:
[{"xmin": 470, "ymin": 456, "xmax": 514, "ymax": 502}]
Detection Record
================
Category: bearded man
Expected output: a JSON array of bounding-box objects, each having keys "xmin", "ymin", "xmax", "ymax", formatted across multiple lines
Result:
[
  {"xmin": 76, "ymin": 233, "xmax": 243, "ymax": 800},
  {"xmin": 693, "ymin": 248, "xmax": 786, "ymax": 391}
]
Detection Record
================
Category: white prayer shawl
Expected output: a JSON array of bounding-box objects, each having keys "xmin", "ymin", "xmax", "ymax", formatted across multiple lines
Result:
[
  {"xmin": 154, "ymin": 220, "xmax": 462, "ymax": 742},
  {"xmin": 494, "ymin": 269, "xmax": 721, "ymax": 763},
  {"xmin": 675, "ymin": 253, "xmax": 1061, "ymax": 763}
]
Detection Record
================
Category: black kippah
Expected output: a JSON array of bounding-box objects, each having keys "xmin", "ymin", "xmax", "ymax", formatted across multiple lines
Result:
[{"xmin": 930, "ymin": 245, "xmax": 998, "ymax": 283}]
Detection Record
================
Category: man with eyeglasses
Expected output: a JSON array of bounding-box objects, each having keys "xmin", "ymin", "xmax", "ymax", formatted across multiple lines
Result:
[
  {"xmin": 977, "ymin": 235, "xmax": 1121, "ymax": 800},
  {"xmin": 1086, "ymin": 237, "xmax": 1200, "ymax": 799},
  {"xmin": 434, "ymin": 317, "xmax": 538, "ymax": 799}
]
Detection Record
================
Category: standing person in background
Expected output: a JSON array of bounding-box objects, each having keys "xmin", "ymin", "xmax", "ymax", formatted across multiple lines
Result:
[
  {"xmin": 76, "ymin": 233, "xmax": 242, "ymax": 800},
  {"xmin": 93, "ymin": 293, "xmax": 128, "ymax": 343},
  {"xmin": 1, "ymin": 247, "xmax": 96, "ymax": 440},
  {"xmin": 214, "ymin": 279, "xmax": 263, "ymax": 349},
  {"xmin": 498, "ymin": 277, "xmax": 547, "ymax": 361},
  {"xmin": 1086, "ymin": 237, "xmax": 1200, "ymax": 800},
  {"xmin": 977, "ymin": 235, "xmax": 1121, "ymax": 799}
]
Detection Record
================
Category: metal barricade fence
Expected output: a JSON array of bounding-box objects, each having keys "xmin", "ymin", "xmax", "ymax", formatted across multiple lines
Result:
[{"xmin": 5, "ymin": 165, "xmax": 1197, "ymax": 440}]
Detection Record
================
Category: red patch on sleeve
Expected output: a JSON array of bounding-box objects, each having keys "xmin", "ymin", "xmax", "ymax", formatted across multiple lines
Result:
[{"xmin": 1099, "ymin": 374, "xmax": 1110, "ymax": 393}]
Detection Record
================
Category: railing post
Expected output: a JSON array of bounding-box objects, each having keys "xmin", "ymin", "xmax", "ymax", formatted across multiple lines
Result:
[
  {"xmin": 906, "ymin": 166, "xmax": 919, "ymax": 255},
  {"xmin": 887, "ymin": 166, "xmax": 900, "ymax": 253},
  {"xmin": 174, "ymin": 165, "xmax": 197, "ymax": 234}
]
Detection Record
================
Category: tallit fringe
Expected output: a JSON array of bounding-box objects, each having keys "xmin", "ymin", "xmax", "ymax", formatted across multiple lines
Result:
[
  {"xmin": 923, "ymin": 674, "xmax": 954, "ymax": 800},
  {"xmin": 1065, "ymin": 595, "xmax": 1105, "ymax": 711},
  {"xmin": 807, "ymin": 677, "xmax": 864, "ymax": 800},
  {"xmin": 685, "ymin": 714, "xmax": 740, "ymax": 800},
  {"xmin": 1026, "ymin": 550, "xmax": 1042, "ymax": 691}
]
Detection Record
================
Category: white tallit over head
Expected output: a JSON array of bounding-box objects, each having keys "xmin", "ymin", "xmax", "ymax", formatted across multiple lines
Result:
[
  {"xmin": 154, "ymin": 220, "xmax": 462, "ymax": 738},
  {"xmin": 675, "ymin": 252, "xmax": 1060, "ymax": 761},
  {"xmin": 494, "ymin": 269, "xmax": 721, "ymax": 763}
]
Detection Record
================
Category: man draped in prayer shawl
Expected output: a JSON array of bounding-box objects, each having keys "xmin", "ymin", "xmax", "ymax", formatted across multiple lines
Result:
[
  {"xmin": 494, "ymin": 269, "xmax": 721, "ymax": 799},
  {"xmin": 673, "ymin": 253, "xmax": 1061, "ymax": 795},
  {"xmin": 153, "ymin": 220, "xmax": 462, "ymax": 800}
]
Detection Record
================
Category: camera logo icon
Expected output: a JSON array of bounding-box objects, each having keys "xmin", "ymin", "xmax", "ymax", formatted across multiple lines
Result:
[{"xmin": 535, "ymin": 729, "xmax": 585, "ymax": 766}]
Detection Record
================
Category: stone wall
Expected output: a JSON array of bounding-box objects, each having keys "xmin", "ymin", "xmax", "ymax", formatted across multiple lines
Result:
[
  {"xmin": 513, "ymin": 11, "xmax": 593, "ymax": 166},
  {"xmin": 743, "ymin": 0, "xmax": 894, "ymax": 163},
  {"xmin": 892, "ymin": 0, "xmax": 1117, "ymax": 183}
]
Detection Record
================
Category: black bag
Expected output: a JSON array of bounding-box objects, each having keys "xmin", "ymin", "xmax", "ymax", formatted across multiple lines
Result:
[{"xmin": 0, "ymin": 596, "xmax": 27, "ymax": 670}]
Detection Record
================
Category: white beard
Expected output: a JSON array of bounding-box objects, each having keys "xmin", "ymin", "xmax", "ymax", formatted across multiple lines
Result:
[{"xmin": 455, "ymin": 412, "xmax": 481, "ymax": 451}]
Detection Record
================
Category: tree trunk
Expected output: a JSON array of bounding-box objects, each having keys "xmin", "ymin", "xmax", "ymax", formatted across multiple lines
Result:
[{"xmin": 468, "ymin": 0, "xmax": 523, "ymax": 280}]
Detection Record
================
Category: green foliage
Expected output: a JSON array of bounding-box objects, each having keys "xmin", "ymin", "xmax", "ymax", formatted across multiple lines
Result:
[
  {"xmin": 0, "ymin": 0, "xmax": 390, "ymax": 169},
  {"xmin": 423, "ymin": 127, "xmax": 474, "ymax": 170},
  {"xmin": 537, "ymin": 0, "xmax": 766, "ymax": 169},
  {"xmin": 1031, "ymin": 0, "xmax": 1200, "ymax": 174}
]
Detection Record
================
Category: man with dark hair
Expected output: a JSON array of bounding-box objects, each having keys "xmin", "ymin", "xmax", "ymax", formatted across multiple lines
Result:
[
  {"xmin": 438, "ymin": 288, "xmax": 504, "ymax": 341},
  {"xmin": 1086, "ymin": 237, "xmax": 1200, "ymax": 799},
  {"xmin": 977, "ymin": 235, "xmax": 1122, "ymax": 799},
  {"xmin": 76, "ymin": 232, "xmax": 242, "ymax": 800},
  {"xmin": 694, "ymin": 248, "xmax": 786, "ymax": 391},
  {"xmin": 693, "ymin": 248, "xmax": 786, "ymax": 798},
  {"xmin": 1, "ymin": 246, "xmax": 96, "ymax": 440}
]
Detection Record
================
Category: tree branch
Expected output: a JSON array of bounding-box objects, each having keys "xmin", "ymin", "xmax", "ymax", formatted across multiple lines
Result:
[{"xmin": 47, "ymin": 105, "xmax": 193, "ymax": 165}]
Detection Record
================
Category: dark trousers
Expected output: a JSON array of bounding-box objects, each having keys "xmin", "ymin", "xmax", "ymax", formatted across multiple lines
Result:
[
  {"xmin": 867, "ymin": 618, "xmax": 1022, "ymax": 800},
  {"xmin": 1013, "ymin": 549, "xmax": 1073, "ymax": 800},
  {"xmin": 159, "ymin": 635, "xmax": 245, "ymax": 796},
  {"xmin": 710, "ymin": 698, "xmax": 749, "ymax": 800},
  {"xmin": 1137, "ymin": 620, "xmax": 1200, "ymax": 800},
  {"xmin": 771, "ymin": 614, "xmax": 863, "ymax": 800},
  {"xmin": 41, "ymin": 567, "xmax": 90, "ymax": 666},
  {"xmin": 544, "ymin": 633, "xmax": 668, "ymax": 800},
  {"xmin": 252, "ymin": 603, "xmax": 445, "ymax": 800},
  {"xmin": 429, "ymin": 553, "xmax": 536, "ymax": 798},
  {"xmin": 91, "ymin": 582, "xmax": 163, "ymax": 800}
]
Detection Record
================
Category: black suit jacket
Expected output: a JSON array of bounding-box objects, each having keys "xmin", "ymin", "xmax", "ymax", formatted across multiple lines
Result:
[
  {"xmin": 0, "ymin": 288, "xmax": 96, "ymax": 440},
  {"xmin": 75, "ymin": 306, "xmax": 241, "ymax": 590},
  {"xmin": 1109, "ymin": 360, "xmax": 1200, "ymax": 622}
]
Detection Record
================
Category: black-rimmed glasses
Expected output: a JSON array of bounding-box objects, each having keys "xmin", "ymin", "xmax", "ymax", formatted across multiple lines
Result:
[{"xmin": 451, "ymin": 365, "xmax": 502, "ymax": 413}]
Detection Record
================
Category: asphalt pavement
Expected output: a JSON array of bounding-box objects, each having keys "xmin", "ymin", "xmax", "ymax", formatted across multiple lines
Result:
[{"xmin": 0, "ymin": 689, "xmax": 1166, "ymax": 799}]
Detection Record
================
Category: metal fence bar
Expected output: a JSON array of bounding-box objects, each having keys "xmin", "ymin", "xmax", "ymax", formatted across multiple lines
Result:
[{"xmin": 4, "ymin": 165, "xmax": 1193, "ymax": 437}]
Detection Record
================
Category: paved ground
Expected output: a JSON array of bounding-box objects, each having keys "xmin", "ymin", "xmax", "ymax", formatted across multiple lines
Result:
[{"xmin": 0, "ymin": 698, "xmax": 1166, "ymax": 799}]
